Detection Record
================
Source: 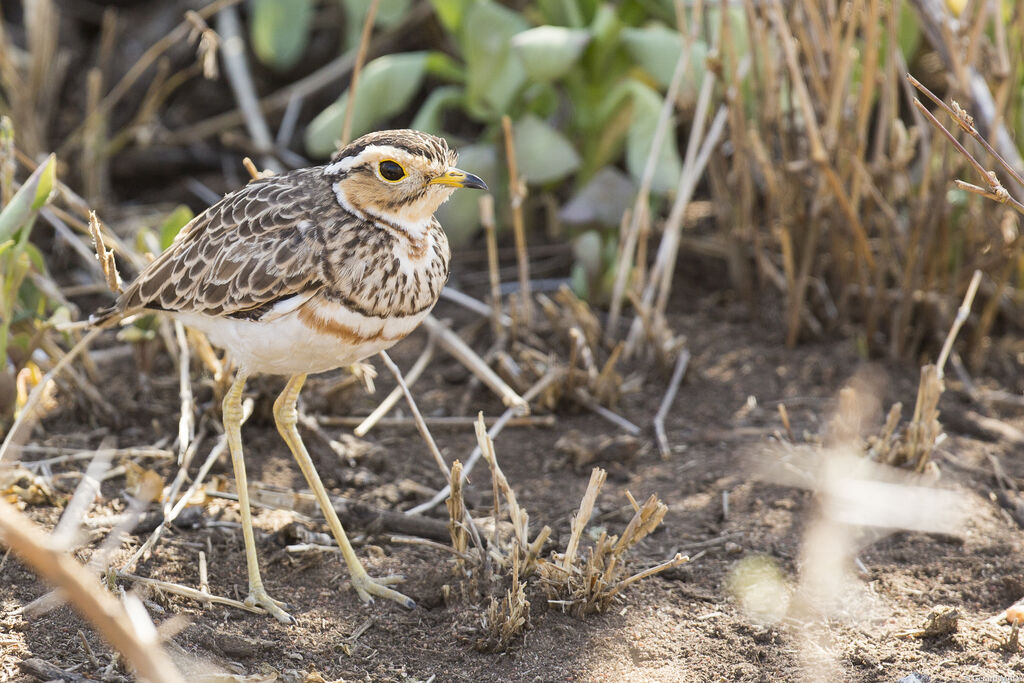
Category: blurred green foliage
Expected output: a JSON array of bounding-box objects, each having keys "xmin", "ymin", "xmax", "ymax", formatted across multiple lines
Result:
[
  {"xmin": 0, "ymin": 118, "xmax": 61, "ymax": 423},
  {"xmin": 247, "ymin": 0, "xmax": 721, "ymax": 300}
]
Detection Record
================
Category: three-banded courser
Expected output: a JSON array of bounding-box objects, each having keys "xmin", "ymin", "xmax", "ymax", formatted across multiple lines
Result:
[{"xmin": 94, "ymin": 129, "xmax": 487, "ymax": 623}]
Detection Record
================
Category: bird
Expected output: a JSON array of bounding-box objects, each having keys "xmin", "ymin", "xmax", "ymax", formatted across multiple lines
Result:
[{"xmin": 92, "ymin": 129, "xmax": 487, "ymax": 623}]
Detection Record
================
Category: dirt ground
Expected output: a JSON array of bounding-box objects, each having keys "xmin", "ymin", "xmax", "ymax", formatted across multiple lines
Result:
[{"xmin": 3, "ymin": 276, "xmax": 1024, "ymax": 683}]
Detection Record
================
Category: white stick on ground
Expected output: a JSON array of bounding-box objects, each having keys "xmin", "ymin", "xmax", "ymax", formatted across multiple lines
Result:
[
  {"xmin": 354, "ymin": 335, "xmax": 436, "ymax": 437},
  {"xmin": 405, "ymin": 368, "xmax": 562, "ymax": 516},
  {"xmin": 936, "ymin": 269, "xmax": 983, "ymax": 378},
  {"xmin": 378, "ymin": 351, "xmax": 486, "ymax": 555},
  {"xmin": 422, "ymin": 315, "xmax": 527, "ymax": 412},
  {"xmin": 0, "ymin": 500, "xmax": 185, "ymax": 682},
  {"xmin": 654, "ymin": 349, "xmax": 691, "ymax": 458},
  {"xmin": 440, "ymin": 286, "xmax": 512, "ymax": 328},
  {"xmin": 216, "ymin": 4, "xmax": 281, "ymax": 172},
  {"xmin": 377, "ymin": 350, "xmax": 451, "ymax": 479},
  {"xmin": 174, "ymin": 321, "xmax": 195, "ymax": 464},
  {"xmin": 116, "ymin": 569, "xmax": 265, "ymax": 616},
  {"xmin": 122, "ymin": 399, "xmax": 253, "ymax": 573},
  {"xmin": 607, "ymin": 44, "xmax": 693, "ymax": 335},
  {"xmin": 572, "ymin": 389, "xmax": 642, "ymax": 435}
]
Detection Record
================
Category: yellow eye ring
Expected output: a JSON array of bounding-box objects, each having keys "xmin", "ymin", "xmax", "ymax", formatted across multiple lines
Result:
[{"xmin": 378, "ymin": 159, "xmax": 406, "ymax": 182}]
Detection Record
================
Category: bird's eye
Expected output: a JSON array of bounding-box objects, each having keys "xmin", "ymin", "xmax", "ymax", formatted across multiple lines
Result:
[{"xmin": 378, "ymin": 160, "xmax": 406, "ymax": 182}]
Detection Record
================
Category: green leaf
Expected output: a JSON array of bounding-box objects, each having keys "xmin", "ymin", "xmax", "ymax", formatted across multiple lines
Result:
[
  {"xmin": 343, "ymin": 0, "xmax": 412, "ymax": 49},
  {"xmin": 430, "ymin": 0, "xmax": 473, "ymax": 35},
  {"xmin": 513, "ymin": 114, "xmax": 580, "ymax": 184},
  {"xmin": 251, "ymin": 0, "xmax": 315, "ymax": 72},
  {"xmin": 0, "ymin": 154, "xmax": 56, "ymax": 243},
  {"xmin": 411, "ymin": 86, "xmax": 465, "ymax": 136},
  {"xmin": 117, "ymin": 325, "xmax": 158, "ymax": 344},
  {"xmin": 570, "ymin": 261, "xmax": 590, "ymax": 300},
  {"xmin": 21, "ymin": 241, "xmax": 45, "ymax": 273},
  {"xmin": 896, "ymin": 1, "xmax": 922, "ymax": 58},
  {"xmin": 305, "ymin": 52, "xmax": 429, "ymax": 158},
  {"xmin": 424, "ymin": 51, "xmax": 466, "ymax": 83},
  {"xmin": 510, "ymin": 26, "xmax": 590, "ymax": 82},
  {"xmin": 621, "ymin": 24, "xmax": 686, "ymax": 89},
  {"xmin": 159, "ymin": 205, "xmax": 194, "ymax": 251},
  {"xmin": 572, "ymin": 229, "xmax": 603, "ymax": 278},
  {"xmin": 626, "ymin": 81, "xmax": 681, "ymax": 194},
  {"xmin": 461, "ymin": 1, "xmax": 529, "ymax": 119},
  {"xmin": 434, "ymin": 142, "xmax": 499, "ymax": 248},
  {"xmin": 560, "ymin": 166, "xmax": 635, "ymax": 227},
  {"xmin": 586, "ymin": 4, "xmax": 624, "ymax": 75}
]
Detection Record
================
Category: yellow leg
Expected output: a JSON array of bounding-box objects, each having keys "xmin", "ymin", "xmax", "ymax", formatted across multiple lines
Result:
[
  {"xmin": 274, "ymin": 374, "xmax": 414, "ymax": 609},
  {"xmin": 223, "ymin": 371, "xmax": 296, "ymax": 624}
]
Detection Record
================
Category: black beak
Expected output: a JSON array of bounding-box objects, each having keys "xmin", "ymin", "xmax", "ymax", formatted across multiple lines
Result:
[{"xmin": 429, "ymin": 168, "xmax": 488, "ymax": 191}]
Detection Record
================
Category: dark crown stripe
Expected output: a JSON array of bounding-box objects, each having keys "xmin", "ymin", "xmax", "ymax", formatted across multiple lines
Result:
[{"xmin": 330, "ymin": 129, "xmax": 452, "ymax": 166}]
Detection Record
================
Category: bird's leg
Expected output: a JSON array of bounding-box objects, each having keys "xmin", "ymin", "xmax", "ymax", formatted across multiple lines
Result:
[
  {"xmin": 223, "ymin": 370, "xmax": 295, "ymax": 624},
  {"xmin": 273, "ymin": 373, "xmax": 415, "ymax": 609}
]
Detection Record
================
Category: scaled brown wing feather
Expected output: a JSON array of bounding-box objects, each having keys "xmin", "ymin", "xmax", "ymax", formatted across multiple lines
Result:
[{"xmin": 115, "ymin": 171, "xmax": 328, "ymax": 319}]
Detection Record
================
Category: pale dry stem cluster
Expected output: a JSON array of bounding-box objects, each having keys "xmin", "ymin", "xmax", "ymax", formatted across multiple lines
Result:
[
  {"xmin": 536, "ymin": 471, "xmax": 685, "ymax": 618},
  {"xmin": 453, "ymin": 417, "xmax": 685, "ymax": 651},
  {"xmin": 700, "ymin": 0, "xmax": 1024, "ymax": 365}
]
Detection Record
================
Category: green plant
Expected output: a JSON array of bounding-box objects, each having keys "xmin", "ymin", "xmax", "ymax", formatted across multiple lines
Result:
[
  {"xmin": 0, "ymin": 120, "xmax": 59, "ymax": 424},
  {"xmin": 296, "ymin": 1, "xmax": 722, "ymax": 302}
]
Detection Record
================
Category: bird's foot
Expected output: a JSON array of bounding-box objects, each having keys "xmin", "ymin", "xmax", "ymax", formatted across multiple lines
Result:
[
  {"xmin": 351, "ymin": 572, "xmax": 415, "ymax": 609},
  {"xmin": 245, "ymin": 587, "xmax": 296, "ymax": 625}
]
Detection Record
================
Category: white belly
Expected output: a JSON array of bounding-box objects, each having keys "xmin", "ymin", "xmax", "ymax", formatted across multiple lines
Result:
[{"xmin": 173, "ymin": 302, "xmax": 430, "ymax": 376}]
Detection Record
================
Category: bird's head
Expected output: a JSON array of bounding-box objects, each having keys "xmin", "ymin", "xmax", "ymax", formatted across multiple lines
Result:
[{"xmin": 323, "ymin": 129, "xmax": 487, "ymax": 238}]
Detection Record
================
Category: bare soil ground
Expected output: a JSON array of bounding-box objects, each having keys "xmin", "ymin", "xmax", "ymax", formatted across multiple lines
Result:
[{"xmin": 3, "ymin": 280, "xmax": 1024, "ymax": 683}]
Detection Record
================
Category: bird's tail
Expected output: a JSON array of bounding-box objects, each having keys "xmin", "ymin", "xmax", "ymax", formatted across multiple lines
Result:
[
  {"xmin": 87, "ymin": 305, "xmax": 124, "ymax": 329},
  {"xmin": 52, "ymin": 306, "xmax": 124, "ymax": 332},
  {"xmin": 54, "ymin": 305, "xmax": 135, "ymax": 333}
]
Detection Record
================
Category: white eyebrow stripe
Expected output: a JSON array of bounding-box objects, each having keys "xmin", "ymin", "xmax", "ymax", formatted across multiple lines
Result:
[{"xmin": 322, "ymin": 145, "xmax": 418, "ymax": 176}]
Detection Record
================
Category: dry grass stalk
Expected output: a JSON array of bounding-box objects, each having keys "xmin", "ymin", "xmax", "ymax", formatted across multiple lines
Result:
[
  {"xmin": 607, "ymin": 36, "xmax": 693, "ymax": 336},
  {"xmin": 422, "ymin": 315, "xmax": 527, "ymax": 412},
  {"xmin": 693, "ymin": 2, "xmax": 1013, "ymax": 359},
  {"xmin": 910, "ymin": 76, "xmax": 1024, "ymax": 215},
  {"xmin": 88, "ymin": 211, "xmax": 121, "ymax": 294},
  {"xmin": 475, "ymin": 413, "xmax": 550, "ymax": 575},
  {"xmin": 406, "ymin": 368, "xmax": 561, "ymax": 516},
  {"xmin": 901, "ymin": 364, "xmax": 943, "ymax": 472},
  {"xmin": 868, "ymin": 270, "xmax": 982, "ymax": 470},
  {"xmin": 166, "ymin": 4, "xmax": 433, "ymax": 145},
  {"xmin": 380, "ymin": 351, "xmax": 485, "ymax": 556},
  {"xmin": 0, "ymin": 500, "xmax": 185, "ymax": 682},
  {"xmin": 623, "ymin": 89, "xmax": 729, "ymax": 358},
  {"xmin": 446, "ymin": 460, "xmax": 468, "ymax": 575},
  {"xmin": 324, "ymin": 414, "xmax": 554, "ymax": 430},
  {"xmin": 537, "ymin": 467, "xmax": 685, "ymax": 616},
  {"xmin": 500, "ymin": 115, "xmax": 532, "ymax": 324},
  {"xmin": 439, "ymin": 287, "xmax": 510, "ymax": 325},
  {"xmin": 560, "ymin": 467, "xmax": 606, "ymax": 572},
  {"xmin": 653, "ymin": 349, "xmax": 691, "ymax": 459},
  {"xmin": 58, "ymin": 0, "xmax": 243, "ymax": 157},
  {"xmin": 82, "ymin": 68, "xmax": 107, "ymax": 206},
  {"xmin": 353, "ymin": 333, "xmax": 435, "ymax": 437},
  {"xmin": 339, "ymin": 0, "xmax": 379, "ymax": 147},
  {"xmin": 479, "ymin": 194, "xmax": 503, "ymax": 338},
  {"xmin": 475, "ymin": 548, "xmax": 531, "ymax": 653},
  {"xmin": 122, "ymin": 398, "xmax": 252, "ymax": 572},
  {"xmin": 377, "ymin": 350, "xmax": 450, "ymax": 480},
  {"xmin": 115, "ymin": 569, "xmax": 264, "ymax": 618},
  {"xmin": 184, "ymin": 10, "xmax": 220, "ymax": 80}
]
